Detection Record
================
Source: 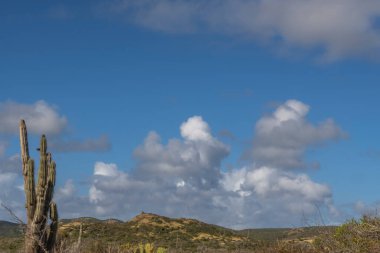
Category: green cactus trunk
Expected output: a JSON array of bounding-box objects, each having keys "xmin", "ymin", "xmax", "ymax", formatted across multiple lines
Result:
[{"xmin": 20, "ymin": 120, "xmax": 58, "ymax": 253}]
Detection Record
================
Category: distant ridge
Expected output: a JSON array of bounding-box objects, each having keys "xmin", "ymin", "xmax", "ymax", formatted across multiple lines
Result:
[
  {"xmin": 0, "ymin": 220, "xmax": 22, "ymax": 237},
  {"xmin": 61, "ymin": 216, "xmax": 124, "ymax": 222},
  {"xmin": 0, "ymin": 212, "xmax": 334, "ymax": 251}
]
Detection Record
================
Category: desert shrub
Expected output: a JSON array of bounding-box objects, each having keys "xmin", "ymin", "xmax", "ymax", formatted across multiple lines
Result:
[{"xmin": 314, "ymin": 215, "xmax": 380, "ymax": 253}]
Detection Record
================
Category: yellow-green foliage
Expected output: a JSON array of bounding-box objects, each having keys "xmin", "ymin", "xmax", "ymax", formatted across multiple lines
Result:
[
  {"xmin": 138, "ymin": 242, "xmax": 144, "ymax": 253},
  {"xmin": 156, "ymin": 247, "xmax": 167, "ymax": 253},
  {"xmin": 9, "ymin": 214, "xmax": 380, "ymax": 253},
  {"xmin": 120, "ymin": 242, "xmax": 166, "ymax": 253},
  {"xmin": 314, "ymin": 216, "xmax": 380, "ymax": 253},
  {"xmin": 144, "ymin": 243, "xmax": 154, "ymax": 252}
]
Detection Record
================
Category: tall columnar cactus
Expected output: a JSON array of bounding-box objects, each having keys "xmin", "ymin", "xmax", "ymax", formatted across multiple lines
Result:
[{"xmin": 20, "ymin": 120, "xmax": 58, "ymax": 253}]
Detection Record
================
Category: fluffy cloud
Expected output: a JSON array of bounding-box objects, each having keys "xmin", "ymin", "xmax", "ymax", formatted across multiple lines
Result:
[
  {"xmin": 88, "ymin": 161, "xmax": 241, "ymax": 225},
  {"xmin": 84, "ymin": 107, "xmax": 343, "ymax": 228},
  {"xmin": 180, "ymin": 116, "xmax": 212, "ymax": 141},
  {"xmin": 104, "ymin": 0, "xmax": 380, "ymax": 61},
  {"xmin": 0, "ymin": 100, "xmax": 110, "ymax": 153},
  {"xmin": 251, "ymin": 100, "xmax": 345, "ymax": 169},
  {"xmin": 55, "ymin": 179, "xmax": 95, "ymax": 219},
  {"xmin": 0, "ymin": 101, "xmax": 344, "ymax": 227},
  {"xmin": 0, "ymin": 100, "xmax": 67, "ymax": 135},
  {"xmin": 133, "ymin": 116, "xmax": 229, "ymax": 188},
  {"xmin": 0, "ymin": 154, "xmax": 24, "ymax": 221},
  {"xmin": 221, "ymin": 166, "xmax": 338, "ymax": 226},
  {"xmin": 57, "ymin": 180, "xmax": 76, "ymax": 198},
  {"xmin": 88, "ymin": 116, "xmax": 232, "ymax": 221}
]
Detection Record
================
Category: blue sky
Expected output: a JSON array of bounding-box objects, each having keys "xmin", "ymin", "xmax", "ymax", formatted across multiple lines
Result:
[{"xmin": 1, "ymin": 0, "xmax": 380, "ymax": 228}]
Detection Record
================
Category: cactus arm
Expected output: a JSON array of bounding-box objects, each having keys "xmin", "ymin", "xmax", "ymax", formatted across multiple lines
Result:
[
  {"xmin": 34, "ymin": 135, "xmax": 48, "ymax": 225},
  {"xmin": 38, "ymin": 135, "xmax": 48, "ymax": 190},
  {"xmin": 25, "ymin": 159, "xmax": 36, "ymax": 221},
  {"xmin": 20, "ymin": 120, "xmax": 36, "ymax": 225},
  {"xmin": 19, "ymin": 120, "xmax": 30, "ymax": 175},
  {"xmin": 44, "ymin": 161, "xmax": 56, "ymax": 214},
  {"xmin": 46, "ymin": 202, "xmax": 58, "ymax": 251}
]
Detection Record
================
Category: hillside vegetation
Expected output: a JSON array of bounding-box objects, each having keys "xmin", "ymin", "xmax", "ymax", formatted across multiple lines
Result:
[
  {"xmin": 2, "ymin": 213, "xmax": 380, "ymax": 252},
  {"xmin": 58, "ymin": 212, "xmax": 257, "ymax": 252},
  {"xmin": 0, "ymin": 212, "xmax": 331, "ymax": 253}
]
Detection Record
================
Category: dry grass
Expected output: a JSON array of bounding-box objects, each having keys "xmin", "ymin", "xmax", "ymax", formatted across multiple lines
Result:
[{"xmin": 4, "ymin": 214, "xmax": 380, "ymax": 253}]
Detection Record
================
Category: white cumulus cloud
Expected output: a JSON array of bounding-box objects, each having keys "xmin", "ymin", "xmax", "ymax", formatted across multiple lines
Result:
[
  {"xmin": 58, "ymin": 180, "xmax": 76, "ymax": 197},
  {"xmin": 94, "ymin": 162, "xmax": 120, "ymax": 177},
  {"xmin": 180, "ymin": 116, "xmax": 212, "ymax": 141},
  {"xmin": 0, "ymin": 100, "xmax": 67, "ymax": 135},
  {"xmin": 104, "ymin": 0, "xmax": 380, "ymax": 61},
  {"xmin": 251, "ymin": 99, "xmax": 346, "ymax": 169},
  {"xmin": 80, "ymin": 107, "xmax": 344, "ymax": 228},
  {"xmin": 133, "ymin": 116, "xmax": 229, "ymax": 188},
  {"xmin": 0, "ymin": 100, "xmax": 343, "ymax": 226}
]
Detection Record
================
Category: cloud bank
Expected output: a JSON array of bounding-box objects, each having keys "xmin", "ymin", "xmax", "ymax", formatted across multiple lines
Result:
[
  {"xmin": 84, "ymin": 100, "xmax": 344, "ymax": 228},
  {"xmin": 104, "ymin": 0, "xmax": 380, "ymax": 61},
  {"xmin": 0, "ymin": 99, "xmax": 347, "ymax": 228}
]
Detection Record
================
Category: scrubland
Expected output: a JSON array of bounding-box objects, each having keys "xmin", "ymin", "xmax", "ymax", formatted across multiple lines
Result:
[{"xmin": 1, "ymin": 213, "xmax": 380, "ymax": 253}]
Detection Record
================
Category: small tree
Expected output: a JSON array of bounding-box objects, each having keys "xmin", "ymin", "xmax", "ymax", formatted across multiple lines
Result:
[{"xmin": 20, "ymin": 120, "xmax": 58, "ymax": 253}]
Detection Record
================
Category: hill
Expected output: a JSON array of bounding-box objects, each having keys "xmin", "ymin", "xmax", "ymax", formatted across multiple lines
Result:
[
  {"xmin": 59, "ymin": 212, "xmax": 256, "ymax": 251},
  {"xmin": 239, "ymin": 226, "xmax": 336, "ymax": 242},
  {"xmin": 0, "ymin": 221, "xmax": 22, "ymax": 237},
  {"xmin": 0, "ymin": 212, "xmax": 335, "ymax": 252}
]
